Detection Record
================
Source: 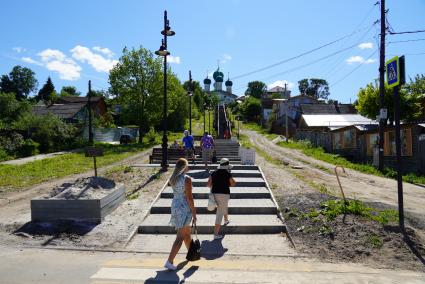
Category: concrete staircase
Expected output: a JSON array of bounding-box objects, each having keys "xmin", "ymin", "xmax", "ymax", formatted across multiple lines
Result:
[{"xmin": 137, "ymin": 142, "xmax": 286, "ymax": 235}]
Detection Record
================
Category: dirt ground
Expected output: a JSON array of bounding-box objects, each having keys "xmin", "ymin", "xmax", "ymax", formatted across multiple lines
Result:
[
  {"xmin": 249, "ymin": 130, "xmax": 425, "ymax": 271},
  {"xmin": 0, "ymin": 149, "xmax": 170, "ymax": 249}
]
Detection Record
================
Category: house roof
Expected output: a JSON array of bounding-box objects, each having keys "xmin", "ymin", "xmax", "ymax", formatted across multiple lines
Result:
[
  {"xmin": 268, "ymin": 86, "xmax": 285, "ymax": 93},
  {"xmin": 32, "ymin": 103, "xmax": 87, "ymax": 119},
  {"xmin": 300, "ymin": 103, "xmax": 356, "ymax": 114},
  {"xmin": 330, "ymin": 124, "xmax": 379, "ymax": 133},
  {"xmin": 56, "ymin": 96, "xmax": 102, "ymax": 103},
  {"xmin": 300, "ymin": 114, "xmax": 374, "ymax": 128},
  {"xmin": 419, "ymin": 123, "xmax": 425, "ymax": 128},
  {"xmin": 289, "ymin": 94, "xmax": 318, "ymax": 100}
]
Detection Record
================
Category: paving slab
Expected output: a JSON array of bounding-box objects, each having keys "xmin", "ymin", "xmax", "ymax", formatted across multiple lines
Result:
[
  {"xmin": 126, "ymin": 234, "xmax": 296, "ymax": 256},
  {"xmin": 151, "ymin": 199, "xmax": 277, "ymax": 214},
  {"xmin": 161, "ymin": 186, "xmax": 271, "ymax": 199},
  {"xmin": 138, "ymin": 214, "xmax": 285, "ymax": 234}
]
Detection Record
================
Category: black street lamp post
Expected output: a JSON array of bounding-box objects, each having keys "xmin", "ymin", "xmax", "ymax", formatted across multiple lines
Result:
[
  {"xmin": 155, "ymin": 10, "xmax": 175, "ymax": 171},
  {"xmin": 188, "ymin": 70, "xmax": 193, "ymax": 135}
]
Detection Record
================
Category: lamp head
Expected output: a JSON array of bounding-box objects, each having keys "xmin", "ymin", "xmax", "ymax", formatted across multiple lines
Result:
[{"xmin": 155, "ymin": 43, "xmax": 169, "ymax": 56}]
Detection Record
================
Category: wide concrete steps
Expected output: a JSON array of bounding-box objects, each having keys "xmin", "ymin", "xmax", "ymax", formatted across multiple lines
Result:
[
  {"xmin": 187, "ymin": 170, "xmax": 262, "ymax": 178},
  {"xmin": 138, "ymin": 214, "xmax": 285, "ymax": 234},
  {"xmin": 189, "ymin": 165, "xmax": 259, "ymax": 170},
  {"xmin": 192, "ymin": 177, "xmax": 265, "ymax": 187},
  {"xmin": 151, "ymin": 198, "xmax": 277, "ymax": 214},
  {"xmin": 161, "ymin": 186, "xmax": 271, "ymax": 199}
]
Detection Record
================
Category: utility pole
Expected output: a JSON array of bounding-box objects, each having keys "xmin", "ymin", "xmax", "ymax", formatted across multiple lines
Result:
[
  {"xmin": 378, "ymin": 0, "xmax": 386, "ymax": 171},
  {"xmin": 284, "ymin": 83, "xmax": 289, "ymax": 142},
  {"xmin": 88, "ymin": 80, "xmax": 93, "ymax": 145}
]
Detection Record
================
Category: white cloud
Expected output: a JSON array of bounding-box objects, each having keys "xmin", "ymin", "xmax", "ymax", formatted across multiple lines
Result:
[
  {"xmin": 93, "ymin": 46, "xmax": 114, "ymax": 58},
  {"xmin": 37, "ymin": 49, "xmax": 81, "ymax": 80},
  {"xmin": 346, "ymin": 56, "xmax": 376, "ymax": 65},
  {"xmin": 168, "ymin": 55, "xmax": 181, "ymax": 64},
  {"xmin": 13, "ymin": 47, "xmax": 26, "ymax": 53},
  {"xmin": 21, "ymin": 57, "xmax": 43, "ymax": 66},
  {"xmin": 220, "ymin": 53, "xmax": 232, "ymax": 64},
  {"xmin": 71, "ymin": 45, "xmax": 118, "ymax": 73},
  {"xmin": 268, "ymin": 80, "xmax": 294, "ymax": 90},
  {"xmin": 358, "ymin": 42, "xmax": 374, "ymax": 49}
]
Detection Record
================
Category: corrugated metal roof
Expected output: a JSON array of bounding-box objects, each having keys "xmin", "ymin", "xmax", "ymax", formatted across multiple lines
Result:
[
  {"xmin": 301, "ymin": 103, "xmax": 357, "ymax": 114},
  {"xmin": 32, "ymin": 103, "xmax": 86, "ymax": 119},
  {"xmin": 301, "ymin": 114, "xmax": 374, "ymax": 127}
]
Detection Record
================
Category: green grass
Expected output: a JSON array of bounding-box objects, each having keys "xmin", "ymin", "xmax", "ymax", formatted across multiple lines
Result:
[
  {"xmin": 0, "ymin": 131, "xmax": 184, "ymax": 190},
  {"xmin": 0, "ymin": 142, "xmax": 156, "ymax": 190},
  {"xmin": 242, "ymin": 122, "xmax": 425, "ymax": 185},
  {"xmin": 367, "ymin": 234, "xmax": 384, "ymax": 249}
]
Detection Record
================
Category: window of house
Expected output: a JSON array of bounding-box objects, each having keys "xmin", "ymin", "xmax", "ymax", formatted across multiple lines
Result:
[
  {"xmin": 384, "ymin": 128, "xmax": 412, "ymax": 156},
  {"xmin": 343, "ymin": 129, "xmax": 356, "ymax": 148},
  {"xmin": 366, "ymin": 133, "xmax": 378, "ymax": 156},
  {"xmin": 333, "ymin": 132, "xmax": 342, "ymax": 149}
]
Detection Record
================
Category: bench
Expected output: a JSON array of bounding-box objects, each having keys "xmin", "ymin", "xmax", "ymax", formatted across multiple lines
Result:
[{"xmin": 149, "ymin": 146, "xmax": 202, "ymax": 164}]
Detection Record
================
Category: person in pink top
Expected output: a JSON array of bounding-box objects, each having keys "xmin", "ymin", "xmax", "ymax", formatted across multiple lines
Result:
[{"xmin": 200, "ymin": 131, "xmax": 215, "ymax": 171}]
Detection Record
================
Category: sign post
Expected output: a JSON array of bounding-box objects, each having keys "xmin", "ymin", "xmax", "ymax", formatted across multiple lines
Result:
[
  {"xmin": 85, "ymin": 147, "xmax": 104, "ymax": 177},
  {"xmin": 386, "ymin": 55, "xmax": 406, "ymax": 233}
]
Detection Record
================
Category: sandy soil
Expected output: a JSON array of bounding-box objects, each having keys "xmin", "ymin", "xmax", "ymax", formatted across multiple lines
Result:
[
  {"xmin": 249, "ymin": 130, "xmax": 425, "ymax": 271},
  {"xmin": 0, "ymin": 148, "xmax": 170, "ymax": 249}
]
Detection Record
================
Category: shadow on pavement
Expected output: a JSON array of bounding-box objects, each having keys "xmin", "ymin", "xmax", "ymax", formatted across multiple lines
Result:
[
  {"xmin": 201, "ymin": 238, "xmax": 228, "ymax": 260},
  {"xmin": 145, "ymin": 260, "xmax": 199, "ymax": 284}
]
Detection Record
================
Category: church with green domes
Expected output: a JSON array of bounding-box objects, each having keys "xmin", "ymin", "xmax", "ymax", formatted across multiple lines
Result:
[{"xmin": 203, "ymin": 67, "xmax": 237, "ymax": 104}]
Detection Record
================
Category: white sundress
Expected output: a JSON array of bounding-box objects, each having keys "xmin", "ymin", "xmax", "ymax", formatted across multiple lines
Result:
[{"xmin": 169, "ymin": 174, "xmax": 192, "ymax": 229}]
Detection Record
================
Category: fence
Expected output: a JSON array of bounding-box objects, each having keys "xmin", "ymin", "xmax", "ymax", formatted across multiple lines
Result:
[{"xmin": 83, "ymin": 127, "xmax": 139, "ymax": 143}]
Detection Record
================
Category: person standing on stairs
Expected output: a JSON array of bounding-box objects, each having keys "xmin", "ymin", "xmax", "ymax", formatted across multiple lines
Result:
[
  {"xmin": 201, "ymin": 131, "xmax": 215, "ymax": 171},
  {"xmin": 182, "ymin": 130, "xmax": 195, "ymax": 164},
  {"xmin": 207, "ymin": 158, "xmax": 236, "ymax": 240},
  {"xmin": 165, "ymin": 158, "xmax": 197, "ymax": 271}
]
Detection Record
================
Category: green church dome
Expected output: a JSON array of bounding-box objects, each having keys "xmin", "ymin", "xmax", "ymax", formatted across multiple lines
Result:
[
  {"xmin": 213, "ymin": 69, "xmax": 224, "ymax": 82},
  {"xmin": 225, "ymin": 79, "xmax": 233, "ymax": 86},
  {"xmin": 204, "ymin": 77, "xmax": 211, "ymax": 84}
]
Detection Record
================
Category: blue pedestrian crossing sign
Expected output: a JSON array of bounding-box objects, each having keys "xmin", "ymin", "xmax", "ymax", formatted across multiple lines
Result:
[{"xmin": 386, "ymin": 56, "xmax": 400, "ymax": 87}]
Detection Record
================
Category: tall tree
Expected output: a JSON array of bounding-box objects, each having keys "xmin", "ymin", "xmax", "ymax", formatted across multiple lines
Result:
[
  {"xmin": 109, "ymin": 46, "xmax": 188, "ymax": 142},
  {"xmin": 37, "ymin": 77, "xmax": 56, "ymax": 103},
  {"xmin": 298, "ymin": 78, "xmax": 330, "ymax": 99},
  {"xmin": 245, "ymin": 81, "xmax": 267, "ymax": 99},
  {"xmin": 60, "ymin": 86, "xmax": 80, "ymax": 97},
  {"xmin": 356, "ymin": 82, "xmax": 422, "ymax": 124},
  {"xmin": 0, "ymin": 66, "xmax": 38, "ymax": 100},
  {"xmin": 183, "ymin": 80, "xmax": 205, "ymax": 111},
  {"xmin": 0, "ymin": 92, "xmax": 31, "ymax": 129}
]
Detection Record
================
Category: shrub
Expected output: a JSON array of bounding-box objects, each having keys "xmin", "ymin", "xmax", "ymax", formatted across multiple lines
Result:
[
  {"xmin": 13, "ymin": 113, "xmax": 78, "ymax": 153},
  {"xmin": 0, "ymin": 132, "xmax": 24, "ymax": 153},
  {"xmin": 145, "ymin": 127, "xmax": 157, "ymax": 143},
  {"xmin": 17, "ymin": 139, "xmax": 39, "ymax": 157},
  {"xmin": 0, "ymin": 148, "xmax": 9, "ymax": 161}
]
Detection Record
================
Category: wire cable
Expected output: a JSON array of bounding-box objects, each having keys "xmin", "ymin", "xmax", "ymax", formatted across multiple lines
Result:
[
  {"xmin": 232, "ymin": 25, "xmax": 375, "ymax": 81},
  {"xmin": 330, "ymin": 49, "xmax": 379, "ymax": 87}
]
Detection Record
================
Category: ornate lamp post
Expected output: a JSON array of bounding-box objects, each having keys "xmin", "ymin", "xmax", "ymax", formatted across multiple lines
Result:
[
  {"xmin": 188, "ymin": 70, "xmax": 193, "ymax": 135},
  {"xmin": 155, "ymin": 10, "xmax": 175, "ymax": 171}
]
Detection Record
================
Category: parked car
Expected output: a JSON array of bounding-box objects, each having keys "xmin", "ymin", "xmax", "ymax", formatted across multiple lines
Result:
[{"xmin": 120, "ymin": 134, "xmax": 135, "ymax": 144}]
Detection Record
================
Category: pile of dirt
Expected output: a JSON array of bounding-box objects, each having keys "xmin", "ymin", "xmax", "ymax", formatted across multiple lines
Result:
[
  {"xmin": 47, "ymin": 177, "xmax": 116, "ymax": 200},
  {"xmin": 277, "ymin": 193, "xmax": 425, "ymax": 271}
]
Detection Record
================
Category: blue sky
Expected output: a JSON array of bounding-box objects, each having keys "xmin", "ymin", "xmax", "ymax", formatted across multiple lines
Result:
[{"xmin": 1, "ymin": 0, "xmax": 424, "ymax": 103}]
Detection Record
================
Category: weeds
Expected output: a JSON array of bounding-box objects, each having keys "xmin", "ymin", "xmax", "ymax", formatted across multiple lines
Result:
[{"xmin": 367, "ymin": 234, "xmax": 383, "ymax": 249}]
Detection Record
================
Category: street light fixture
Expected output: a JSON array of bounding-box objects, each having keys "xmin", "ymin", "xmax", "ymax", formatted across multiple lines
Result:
[{"xmin": 155, "ymin": 10, "xmax": 175, "ymax": 171}]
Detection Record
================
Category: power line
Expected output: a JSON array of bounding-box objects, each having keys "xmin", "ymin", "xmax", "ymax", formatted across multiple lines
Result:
[
  {"xmin": 389, "ymin": 29, "xmax": 425, "ymax": 35},
  {"xmin": 388, "ymin": 38, "xmax": 425, "ymax": 44},
  {"xmin": 232, "ymin": 24, "xmax": 376, "ymax": 81},
  {"xmin": 330, "ymin": 49, "xmax": 379, "ymax": 87}
]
